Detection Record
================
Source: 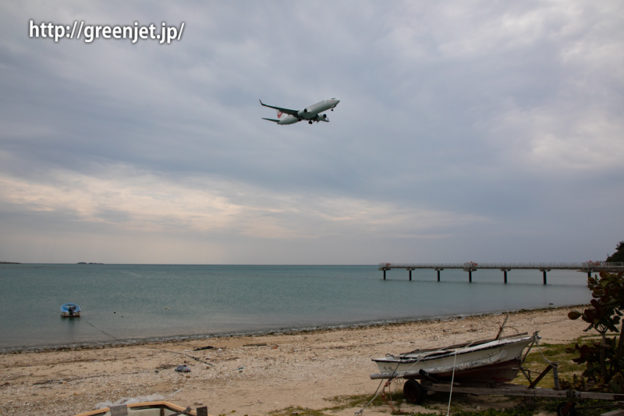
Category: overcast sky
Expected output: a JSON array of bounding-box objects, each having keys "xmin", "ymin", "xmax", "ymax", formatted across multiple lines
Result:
[{"xmin": 1, "ymin": 1, "xmax": 623, "ymax": 264}]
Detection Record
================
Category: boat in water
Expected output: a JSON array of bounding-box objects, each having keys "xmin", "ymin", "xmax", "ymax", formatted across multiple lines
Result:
[
  {"xmin": 60, "ymin": 303, "xmax": 81, "ymax": 318},
  {"xmin": 371, "ymin": 332, "xmax": 538, "ymax": 383},
  {"xmin": 74, "ymin": 401, "xmax": 208, "ymax": 416}
]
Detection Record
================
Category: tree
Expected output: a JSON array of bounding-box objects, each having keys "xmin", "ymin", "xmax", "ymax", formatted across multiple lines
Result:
[{"xmin": 607, "ymin": 241, "xmax": 624, "ymax": 263}]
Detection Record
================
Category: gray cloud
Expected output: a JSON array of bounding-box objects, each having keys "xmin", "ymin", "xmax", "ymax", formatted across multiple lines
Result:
[{"xmin": 1, "ymin": 1, "xmax": 622, "ymax": 263}]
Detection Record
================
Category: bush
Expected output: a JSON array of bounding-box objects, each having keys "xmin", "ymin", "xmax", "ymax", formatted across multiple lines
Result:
[{"xmin": 568, "ymin": 271, "xmax": 624, "ymax": 392}]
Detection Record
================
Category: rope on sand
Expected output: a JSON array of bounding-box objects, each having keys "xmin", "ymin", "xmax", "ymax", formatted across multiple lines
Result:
[
  {"xmin": 86, "ymin": 319, "xmax": 213, "ymax": 367},
  {"xmin": 355, "ymin": 361, "xmax": 401, "ymax": 416},
  {"xmin": 354, "ymin": 377, "xmax": 387, "ymax": 416}
]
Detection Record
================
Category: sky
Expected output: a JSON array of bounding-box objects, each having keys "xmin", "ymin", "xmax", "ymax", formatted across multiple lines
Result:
[{"xmin": 1, "ymin": 1, "xmax": 623, "ymax": 264}]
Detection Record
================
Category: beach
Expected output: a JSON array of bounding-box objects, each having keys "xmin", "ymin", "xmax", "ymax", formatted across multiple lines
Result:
[{"xmin": 0, "ymin": 306, "xmax": 589, "ymax": 416}]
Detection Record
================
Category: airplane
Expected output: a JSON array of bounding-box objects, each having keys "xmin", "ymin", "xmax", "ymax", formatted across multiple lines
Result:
[{"xmin": 259, "ymin": 98, "xmax": 340, "ymax": 125}]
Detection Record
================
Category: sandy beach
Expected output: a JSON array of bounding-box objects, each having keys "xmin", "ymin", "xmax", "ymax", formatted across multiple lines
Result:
[{"xmin": 0, "ymin": 307, "xmax": 589, "ymax": 416}]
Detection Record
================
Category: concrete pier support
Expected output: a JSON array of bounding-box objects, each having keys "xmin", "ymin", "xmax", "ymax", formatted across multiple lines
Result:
[
  {"xmin": 501, "ymin": 268, "xmax": 511, "ymax": 284},
  {"xmin": 540, "ymin": 269, "xmax": 550, "ymax": 285},
  {"xmin": 408, "ymin": 268, "xmax": 413, "ymax": 281},
  {"xmin": 436, "ymin": 268, "xmax": 443, "ymax": 282}
]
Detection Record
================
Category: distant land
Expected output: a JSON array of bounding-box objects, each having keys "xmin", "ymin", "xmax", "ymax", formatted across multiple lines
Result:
[
  {"xmin": 0, "ymin": 262, "xmax": 107, "ymax": 264},
  {"xmin": 1, "ymin": 261, "xmax": 106, "ymax": 264}
]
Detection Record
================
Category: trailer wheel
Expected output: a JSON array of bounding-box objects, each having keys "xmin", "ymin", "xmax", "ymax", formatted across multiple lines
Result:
[
  {"xmin": 403, "ymin": 379, "xmax": 426, "ymax": 404},
  {"xmin": 556, "ymin": 402, "xmax": 577, "ymax": 416}
]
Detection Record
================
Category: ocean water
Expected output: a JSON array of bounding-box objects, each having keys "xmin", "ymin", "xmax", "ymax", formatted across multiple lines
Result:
[{"xmin": 0, "ymin": 264, "xmax": 591, "ymax": 351}]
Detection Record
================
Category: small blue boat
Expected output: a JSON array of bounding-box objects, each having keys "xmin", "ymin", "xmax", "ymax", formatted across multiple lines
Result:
[{"xmin": 60, "ymin": 303, "xmax": 81, "ymax": 318}]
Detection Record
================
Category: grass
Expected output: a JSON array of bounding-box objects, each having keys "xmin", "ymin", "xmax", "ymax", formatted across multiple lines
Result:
[{"xmin": 513, "ymin": 335, "xmax": 601, "ymax": 388}]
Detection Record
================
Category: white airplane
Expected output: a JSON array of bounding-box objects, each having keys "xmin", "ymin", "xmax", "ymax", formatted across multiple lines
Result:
[{"xmin": 259, "ymin": 98, "xmax": 340, "ymax": 125}]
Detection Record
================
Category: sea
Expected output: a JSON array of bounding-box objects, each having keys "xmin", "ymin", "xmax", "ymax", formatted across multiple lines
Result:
[{"xmin": 0, "ymin": 264, "xmax": 591, "ymax": 352}]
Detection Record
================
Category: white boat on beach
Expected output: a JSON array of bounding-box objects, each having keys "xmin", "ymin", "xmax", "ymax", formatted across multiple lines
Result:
[
  {"xmin": 74, "ymin": 401, "xmax": 208, "ymax": 416},
  {"xmin": 371, "ymin": 332, "xmax": 538, "ymax": 384}
]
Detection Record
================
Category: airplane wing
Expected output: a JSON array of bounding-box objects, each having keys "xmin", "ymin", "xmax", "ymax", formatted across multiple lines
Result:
[
  {"xmin": 259, "ymin": 99, "xmax": 299, "ymax": 117},
  {"xmin": 262, "ymin": 117, "xmax": 280, "ymax": 123}
]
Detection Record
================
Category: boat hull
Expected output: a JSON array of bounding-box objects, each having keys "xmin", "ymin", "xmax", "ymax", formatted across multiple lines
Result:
[
  {"xmin": 372, "ymin": 333, "xmax": 534, "ymax": 383},
  {"xmin": 60, "ymin": 303, "xmax": 81, "ymax": 318},
  {"xmin": 415, "ymin": 358, "xmax": 522, "ymax": 383}
]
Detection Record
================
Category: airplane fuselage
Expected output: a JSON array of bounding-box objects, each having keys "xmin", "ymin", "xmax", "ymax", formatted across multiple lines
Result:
[{"xmin": 297, "ymin": 99, "xmax": 339, "ymax": 120}]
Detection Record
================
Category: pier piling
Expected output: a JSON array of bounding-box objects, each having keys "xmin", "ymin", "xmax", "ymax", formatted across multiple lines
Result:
[{"xmin": 502, "ymin": 268, "xmax": 510, "ymax": 284}]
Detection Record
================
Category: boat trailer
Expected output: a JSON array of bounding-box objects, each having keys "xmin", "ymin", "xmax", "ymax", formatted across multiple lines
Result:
[{"xmin": 371, "ymin": 363, "xmax": 624, "ymax": 415}]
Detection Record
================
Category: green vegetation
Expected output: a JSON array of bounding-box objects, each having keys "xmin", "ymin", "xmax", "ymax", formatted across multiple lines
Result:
[
  {"xmin": 568, "ymin": 269, "xmax": 624, "ymax": 392},
  {"xmin": 514, "ymin": 339, "xmax": 592, "ymax": 388},
  {"xmin": 269, "ymin": 407, "xmax": 331, "ymax": 416},
  {"xmin": 607, "ymin": 241, "xmax": 624, "ymax": 262}
]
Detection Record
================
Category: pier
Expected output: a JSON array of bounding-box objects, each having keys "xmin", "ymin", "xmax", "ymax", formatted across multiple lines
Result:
[{"xmin": 379, "ymin": 262, "xmax": 624, "ymax": 285}]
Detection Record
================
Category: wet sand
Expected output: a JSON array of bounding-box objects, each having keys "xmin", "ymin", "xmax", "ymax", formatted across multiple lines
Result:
[{"xmin": 0, "ymin": 306, "xmax": 588, "ymax": 416}]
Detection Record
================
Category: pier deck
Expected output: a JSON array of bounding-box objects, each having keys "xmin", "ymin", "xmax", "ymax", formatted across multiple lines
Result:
[{"xmin": 379, "ymin": 262, "xmax": 624, "ymax": 284}]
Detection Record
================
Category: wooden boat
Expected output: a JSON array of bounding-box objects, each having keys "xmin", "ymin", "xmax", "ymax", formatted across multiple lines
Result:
[
  {"xmin": 60, "ymin": 303, "xmax": 81, "ymax": 318},
  {"xmin": 74, "ymin": 401, "xmax": 208, "ymax": 416},
  {"xmin": 371, "ymin": 332, "xmax": 538, "ymax": 383}
]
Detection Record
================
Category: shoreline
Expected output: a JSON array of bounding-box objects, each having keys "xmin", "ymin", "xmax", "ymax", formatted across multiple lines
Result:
[
  {"xmin": 0, "ymin": 305, "xmax": 590, "ymax": 416},
  {"xmin": 0, "ymin": 304, "xmax": 587, "ymax": 355}
]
